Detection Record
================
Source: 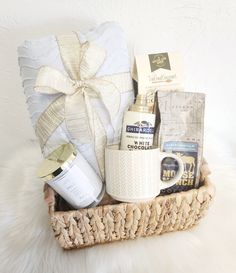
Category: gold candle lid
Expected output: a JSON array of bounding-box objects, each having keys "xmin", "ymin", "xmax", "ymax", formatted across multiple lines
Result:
[{"xmin": 37, "ymin": 143, "xmax": 77, "ymax": 182}]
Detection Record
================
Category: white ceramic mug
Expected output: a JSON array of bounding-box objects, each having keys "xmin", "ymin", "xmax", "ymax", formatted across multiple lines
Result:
[{"xmin": 105, "ymin": 146, "xmax": 184, "ymax": 202}]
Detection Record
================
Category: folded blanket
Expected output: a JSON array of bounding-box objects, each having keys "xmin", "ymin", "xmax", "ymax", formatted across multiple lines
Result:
[{"xmin": 18, "ymin": 22, "xmax": 134, "ymax": 178}]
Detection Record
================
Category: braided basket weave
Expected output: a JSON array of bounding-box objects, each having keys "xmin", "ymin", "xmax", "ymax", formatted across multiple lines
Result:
[{"xmin": 44, "ymin": 160, "xmax": 215, "ymax": 250}]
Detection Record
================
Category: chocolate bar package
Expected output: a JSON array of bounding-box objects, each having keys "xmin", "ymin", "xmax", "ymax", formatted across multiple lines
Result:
[
  {"xmin": 133, "ymin": 52, "xmax": 184, "ymax": 107},
  {"xmin": 157, "ymin": 91, "xmax": 205, "ymax": 194}
]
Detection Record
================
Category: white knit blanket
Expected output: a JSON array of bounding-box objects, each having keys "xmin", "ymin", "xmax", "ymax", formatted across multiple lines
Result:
[
  {"xmin": 0, "ymin": 133, "xmax": 236, "ymax": 273},
  {"xmin": 17, "ymin": 22, "xmax": 134, "ymax": 175}
]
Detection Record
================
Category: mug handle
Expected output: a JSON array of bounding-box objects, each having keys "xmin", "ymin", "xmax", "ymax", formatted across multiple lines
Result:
[{"xmin": 159, "ymin": 152, "xmax": 184, "ymax": 190}]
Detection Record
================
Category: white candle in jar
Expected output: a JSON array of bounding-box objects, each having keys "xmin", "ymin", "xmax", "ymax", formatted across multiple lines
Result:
[{"xmin": 37, "ymin": 143, "xmax": 105, "ymax": 209}]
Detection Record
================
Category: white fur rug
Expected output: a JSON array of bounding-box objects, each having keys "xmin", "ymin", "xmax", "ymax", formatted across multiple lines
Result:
[{"xmin": 0, "ymin": 138, "xmax": 236, "ymax": 273}]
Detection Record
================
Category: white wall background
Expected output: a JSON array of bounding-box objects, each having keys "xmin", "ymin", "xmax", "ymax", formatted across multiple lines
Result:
[{"xmin": 0, "ymin": 0, "xmax": 236, "ymax": 161}]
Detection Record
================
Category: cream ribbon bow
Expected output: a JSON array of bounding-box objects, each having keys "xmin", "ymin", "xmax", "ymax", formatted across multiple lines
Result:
[{"xmin": 34, "ymin": 33, "xmax": 132, "ymax": 178}]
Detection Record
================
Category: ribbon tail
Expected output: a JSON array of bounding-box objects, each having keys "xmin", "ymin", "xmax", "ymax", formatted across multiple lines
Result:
[
  {"xmin": 83, "ymin": 92, "xmax": 107, "ymax": 180},
  {"xmin": 65, "ymin": 92, "xmax": 92, "ymax": 144},
  {"xmin": 35, "ymin": 95, "xmax": 65, "ymax": 150},
  {"xmin": 91, "ymin": 108, "xmax": 107, "ymax": 180}
]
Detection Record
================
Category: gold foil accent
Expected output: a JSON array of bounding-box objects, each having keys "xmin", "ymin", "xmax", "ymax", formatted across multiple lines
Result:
[{"xmin": 37, "ymin": 143, "xmax": 77, "ymax": 181}]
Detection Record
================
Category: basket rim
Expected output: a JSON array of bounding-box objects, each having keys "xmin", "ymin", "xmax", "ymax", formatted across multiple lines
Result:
[
  {"xmin": 43, "ymin": 159, "xmax": 215, "ymax": 217},
  {"xmin": 49, "ymin": 176, "xmax": 215, "ymax": 216}
]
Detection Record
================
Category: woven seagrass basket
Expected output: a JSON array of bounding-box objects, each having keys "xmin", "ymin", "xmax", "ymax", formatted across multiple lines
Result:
[{"xmin": 44, "ymin": 160, "xmax": 215, "ymax": 250}]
